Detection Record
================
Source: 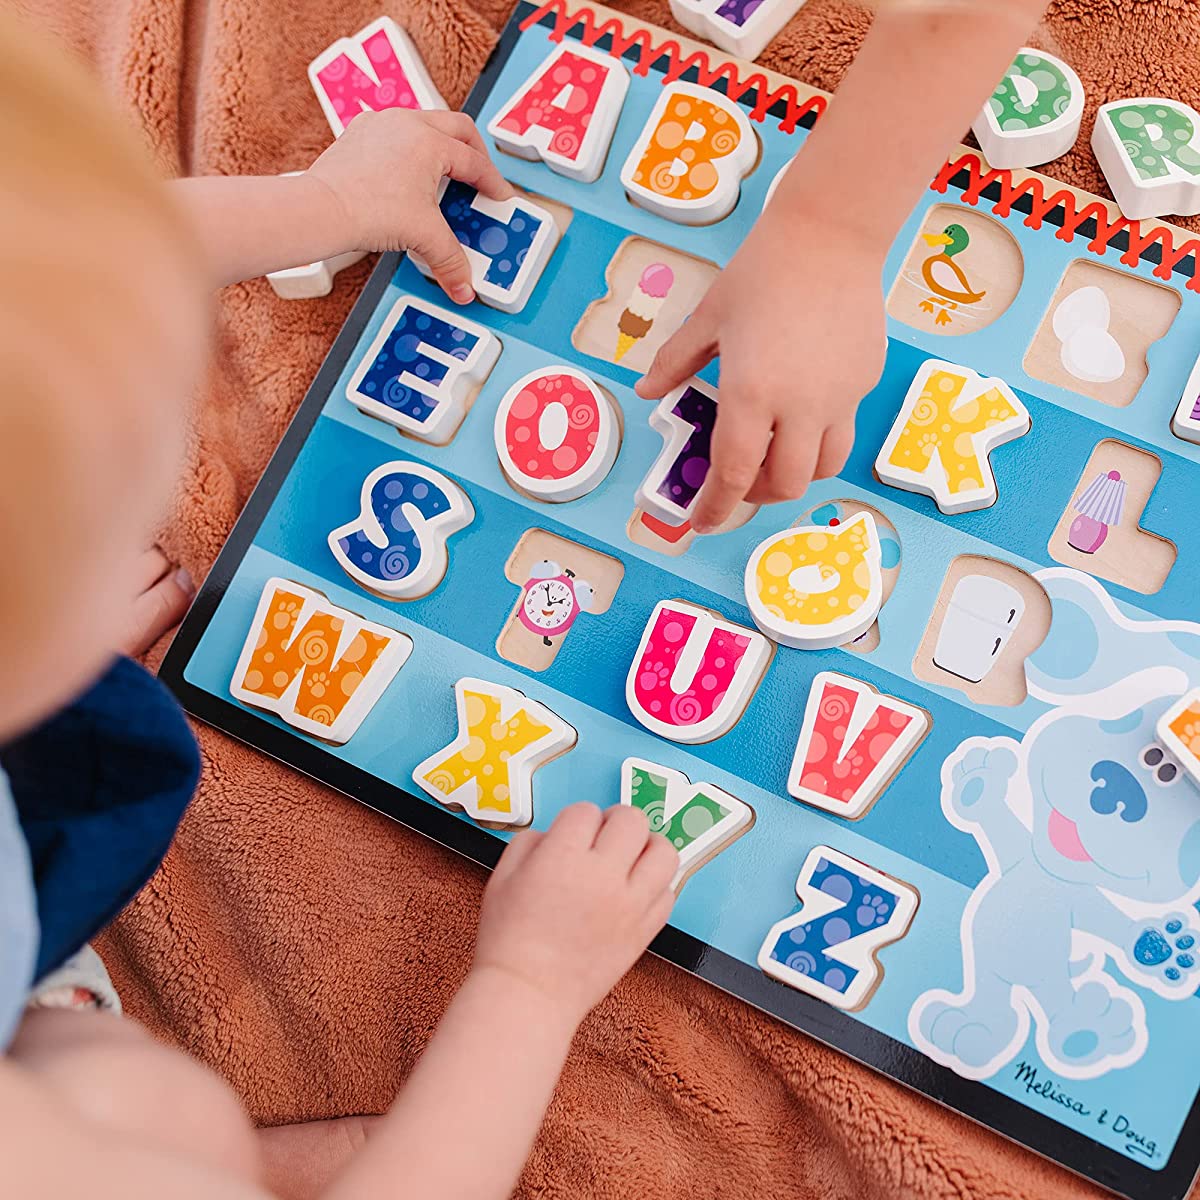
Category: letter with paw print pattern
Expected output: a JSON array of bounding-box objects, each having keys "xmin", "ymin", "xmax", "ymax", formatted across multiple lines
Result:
[
  {"xmin": 758, "ymin": 846, "xmax": 919, "ymax": 1010},
  {"xmin": 230, "ymin": 578, "xmax": 411, "ymax": 743}
]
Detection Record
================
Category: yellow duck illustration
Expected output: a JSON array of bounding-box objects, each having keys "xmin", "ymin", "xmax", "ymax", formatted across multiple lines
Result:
[{"xmin": 919, "ymin": 223, "xmax": 986, "ymax": 326}]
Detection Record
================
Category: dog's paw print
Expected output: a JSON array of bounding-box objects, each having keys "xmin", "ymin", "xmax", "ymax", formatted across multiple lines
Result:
[
  {"xmin": 947, "ymin": 743, "xmax": 1019, "ymax": 822},
  {"xmin": 854, "ymin": 893, "xmax": 893, "ymax": 929},
  {"xmin": 1131, "ymin": 913, "xmax": 1199, "ymax": 986}
]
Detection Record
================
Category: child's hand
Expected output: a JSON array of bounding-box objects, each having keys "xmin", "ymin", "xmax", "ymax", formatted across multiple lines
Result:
[
  {"xmin": 117, "ymin": 548, "xmax": 195, "ymax": 658},
  {"xmin": 473, "ymin": 803, "xmax": 678, "ymax": 1022},
  {"xmin": 306, "ymin": 108, "xmax": 514, "ymax": 304},
  {"xmin": 636, "ymin": 213, "xmax": 887, "ymax": 533}
]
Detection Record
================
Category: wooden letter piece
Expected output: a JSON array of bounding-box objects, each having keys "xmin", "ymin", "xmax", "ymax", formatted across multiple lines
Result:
[
  {"xmin": 621, "ymin": 757, "xmax": 754, "ymax": 888},
  {"xmin": 1092, "ymin": 97, "xmax": 1200, "ymax": 220},
  {"xmin": 874, "ymin": 359, "xmax": 1030, "ymax": 515},
  {"xmin": 758, "ymin": 845, "xmax": 919, "ymax": 1011},
  {"xmin": 788, "ymin": 672, "xmax": 929, "ymax": 819},
  {"xmin": 411, "ymin": 182, "xmax": 561, "ymax": 314},
  {"xmin": 413, "ymin": 677, "xmax": 576, "ymax": 827},
  {"xmin": 972, "ymin": 48, "xmax": 1084, "ymax": 170},
  {"xmin": 744, "ymin": 512, "xmax": 884, "ymax": 651},
  {"xmin": 626, "ymin": 599, "xmax": 770, "ymax": 743},
  {"xmin": 346, "ymin": 296, "xmax": 500, "ymax": 444},
  {"xmin": 327, "ymin": 461, "xmax": 473, "ymax": 601},
  {"xmin": 488, "ymin": 42, "xmax": 630, "ymax": 183},
  {"xmin": 230, "ymin": 577, "xmax": 411, "ymax": 743},
  {"xmin": 1172, "ymin": 352, "xmax": 1200, "ymax": 446},
  {"xmin": 494, "ymin": 367, "xmax": 620, "ymax": 502},
  {"xmin": 308, "ymin": 16, "xmax": 446, "ymax": 137},
  {"xmin": 1158, "ymin": 690, "xmax": 1200, "ymax": 787},
  {"xmin": 620, "ymin": 82, "xmax": 757, "ymax": 225},
  {"xmin": 668, "ymin": 0, "xmax": 807, "ymax": 63}
]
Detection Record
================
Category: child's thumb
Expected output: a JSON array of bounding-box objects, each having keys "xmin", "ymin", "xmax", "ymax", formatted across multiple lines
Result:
[{"xmin": 413, "ymin": 217, "xmax": 475, "ymax": 305}]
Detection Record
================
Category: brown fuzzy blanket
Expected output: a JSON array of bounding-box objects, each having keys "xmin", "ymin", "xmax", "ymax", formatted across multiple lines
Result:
[{"xmin": 15, "ymin": 0, "xmax": 1200, "ymax": 1194}]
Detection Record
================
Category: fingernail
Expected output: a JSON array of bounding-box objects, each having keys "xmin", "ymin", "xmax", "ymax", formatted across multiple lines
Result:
[
  {"xmin": 451, "ymin": 284, "xmax": 474, "ymax": 304},
  {"xmin": 175, "ymin": 567, "xmax": 195, "ymax": 596},
  {"xmin": 691, "ymin": 519, "xmax": 713, "ymax": 536}
]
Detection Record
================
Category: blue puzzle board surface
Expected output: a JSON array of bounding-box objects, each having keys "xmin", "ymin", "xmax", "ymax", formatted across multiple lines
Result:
[{"xmin": 162, "ymin": 7, "xmax": 1200, "ymax": 1198}]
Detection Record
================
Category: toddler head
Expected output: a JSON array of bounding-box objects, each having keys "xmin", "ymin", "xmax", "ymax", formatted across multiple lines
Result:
[{"xmin": 0, "ymin": 12, "xmax": 207, "ymax": 739}]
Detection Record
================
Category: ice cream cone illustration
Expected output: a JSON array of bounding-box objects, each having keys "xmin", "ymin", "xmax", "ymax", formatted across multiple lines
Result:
[{"xmin": 615, "ymin": 262, "xmax": 674, "ymax": 362}]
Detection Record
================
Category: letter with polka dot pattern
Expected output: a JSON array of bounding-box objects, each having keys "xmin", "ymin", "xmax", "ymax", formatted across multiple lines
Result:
[
  {"xmin": 412, "ymin": 677, "xmax": 577, "ymax": 826},
  {"xmin": 620, "ymin": 82, "xmax": 758, "ymax": 226},
  {"xmin": 411, "ymin": 181, "xmax": 561, "ymax": 314},
  {"xmin": 346, "ymin": 296, "xmax": 501, "ymax": 445},
  {"xmin": 873, "ymin": 359, "xmax": 1029, "ymax": 516},
  {"xmin": 621, "ymin": 757, "xmax": 754, "ymax": 888},
  {"xmin": 788, "ymin": 672, "xmax": 930, "ymax": 819},
  {"xmin": 327, "ymin": 461, "xmax": 474, "ymax": 601},
  {"xmin": 626, "ymin": 599, "xmax": 771, "ymax": 743},
  {"xmin": 493, "ymin": 366, "xmax": 620, "ymax": 503},
  {"xmin": 230, "ymin": 578, "xmax": 411, "ymax": 743},
  {"xmin": 1093, "ymin": 97, "xmax": 1200, "ymax": 220},
  {"xmin": 758, "ymin": 845, "xmax": 919, "ymax": 1011},
  {"xmin": 308, "ymin": 16, "xmax": 446, "ymax": 138},
  {"xmin": 668, "ymin": 0, "xmax": 807, "ymax": 63},
  {"xmin": 487, "ymin": 42, "xmax": 629, "ymax": 184},
  {"xmin": 635, "ymin": 377, "xmax": 718, "ymax": 526}
]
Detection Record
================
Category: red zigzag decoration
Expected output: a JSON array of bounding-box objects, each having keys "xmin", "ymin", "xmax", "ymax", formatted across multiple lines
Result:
[{"xmin": 520, "ymin": 0, "xmax": 1200, "ymax": 294}]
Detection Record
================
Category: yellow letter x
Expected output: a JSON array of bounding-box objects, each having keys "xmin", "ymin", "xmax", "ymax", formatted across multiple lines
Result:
[{"xmin": 413, "ymin": 678, "xmax": 576, "ymax": 826}]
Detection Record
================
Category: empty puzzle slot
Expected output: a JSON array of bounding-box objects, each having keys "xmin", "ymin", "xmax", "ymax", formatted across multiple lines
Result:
[
  {"xmin": 1047, "ymin": 439, "xmax": 1177, "ymax": 594},
  {"xmin": 912, "ymin": 555, "xmax": 1051, "ymax": 707},
  {"xmin": 572, "ymin": 236, "xmax": 719, "ymax": 374},
  {"xmin": 886, "ymin": 204, "xmax": 1023, "ymax": 336},
  {"xmin": 497, "ymin": 529, "xmax": 624, "ymax": 672},
  {"xmin": 1023, "ymin": 259, "xmax": 1181, "ymax": 408}
]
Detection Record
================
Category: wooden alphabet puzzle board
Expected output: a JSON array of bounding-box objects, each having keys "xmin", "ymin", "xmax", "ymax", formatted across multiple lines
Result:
[{"xmin": 161, "ymin": 6, "xmax": 1200, "ymax": 1196}]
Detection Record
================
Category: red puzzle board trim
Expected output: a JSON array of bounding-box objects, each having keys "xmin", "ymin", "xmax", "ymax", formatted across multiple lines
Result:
[
  {"xmin": 933, "ymin": 153, "xmax": 1200, "ymax": 294},
  {"xmin": 522, "ymin": 0, "xmax": 1200, "ymax": 294},
  {"xmin": 519, "ymin": 0, "xmax": 826, "ymax": 133}
]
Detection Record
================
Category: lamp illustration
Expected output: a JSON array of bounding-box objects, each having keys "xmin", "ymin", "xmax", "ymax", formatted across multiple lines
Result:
[{"xmin": 1067, "ymin": 469, "xmax": 1126, "ymax": 554}]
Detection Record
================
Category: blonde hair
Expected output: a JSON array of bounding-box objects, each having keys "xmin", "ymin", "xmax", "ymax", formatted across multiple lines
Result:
[{"xmin": 0, "ymin": 10, "xmax": 205, "ymax": 736}]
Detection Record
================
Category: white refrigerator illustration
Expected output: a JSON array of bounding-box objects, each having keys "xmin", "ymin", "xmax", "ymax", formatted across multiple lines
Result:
[{"xmin": 933, "ymin": 575, "xmax": 1025, "ymax": 683}]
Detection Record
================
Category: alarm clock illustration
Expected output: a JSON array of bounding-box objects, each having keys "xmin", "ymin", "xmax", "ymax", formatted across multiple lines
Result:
[{"xmin": 517, "ymin": 560, "xmax": 595, "ymax": 645}]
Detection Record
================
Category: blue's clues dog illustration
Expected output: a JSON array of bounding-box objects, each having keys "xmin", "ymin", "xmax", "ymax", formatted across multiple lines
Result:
[{"xmin": 910, "ymin": 568, "xmax": 1200, "ymax": 1081}]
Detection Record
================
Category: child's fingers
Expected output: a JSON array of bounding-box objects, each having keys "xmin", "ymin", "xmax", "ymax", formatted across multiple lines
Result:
[
  {"xmin": 745, "ymin": 422, "xmax": 818, "ymax": 505},
  {"xmin": 814, "ymin": 420, "xmax": 855, "ymax": 481},
  {"xmin": 119, "ymin": 565, "xmax": 194, "ymax": 657},
  {"xmin": 639, "ymin": 882, "xmax": 677, "ymax": 939},
  {"xmin": 442, "ymin": 139, "xmax": 512, "ymax": 203},
  {"xmin": 412, "ymin": 215, "xmax": 476, "ymax": 305},
  {"xmin": 635, "ymin": 304, "xmax": 716, "ymax": 400},
  {"xmin": 130, "ymin": 546, "xmax": 172, "ymax": 594},
  {"xmin": 491, "ymin": 828, "xmax": 543, "ymax": 884},
  {"xmin": 545, "ymin": 802, "xmax": 604, "ymax": 850},
  {"xmin": 691, "ymin": 402, "xmax": 772, "ymax": 534},
  {"xmin": 592, "ymin": 804, "xmax": 652, "ymax": 868},
  {"xmin": 422, "ymin": 110, "xmax": 491, "ymax": 157},
  {"xmin": 630, "ymin": 833, "xmax": 678, "ymax": 897}
]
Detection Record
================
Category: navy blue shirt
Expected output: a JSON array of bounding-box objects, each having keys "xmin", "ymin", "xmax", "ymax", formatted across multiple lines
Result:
[{"xmin": 1, "ymin": 656, "xmax": 200, "ymax": 982}]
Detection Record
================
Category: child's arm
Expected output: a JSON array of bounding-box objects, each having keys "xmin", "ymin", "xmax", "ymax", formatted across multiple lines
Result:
[
  {"xmin": 324, "ymin": 803, "xmax": 678, "ymax": 1200},
  {"xmin": 637, "ymin": 0, "xmax": 1048, "ymax": 532},
  {"xmin": 171, "ymin": 109, "xmax": 513, "ymax": 302},
  {"xmin": 3, "ymin": 803, "xmax": 676, "ymax": 1200}
]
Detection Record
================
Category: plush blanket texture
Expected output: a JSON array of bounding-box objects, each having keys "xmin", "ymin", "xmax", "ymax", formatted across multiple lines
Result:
[{"xmin": 16, "ymin": 0, "xmax": 1200, "ymax": 1194}]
